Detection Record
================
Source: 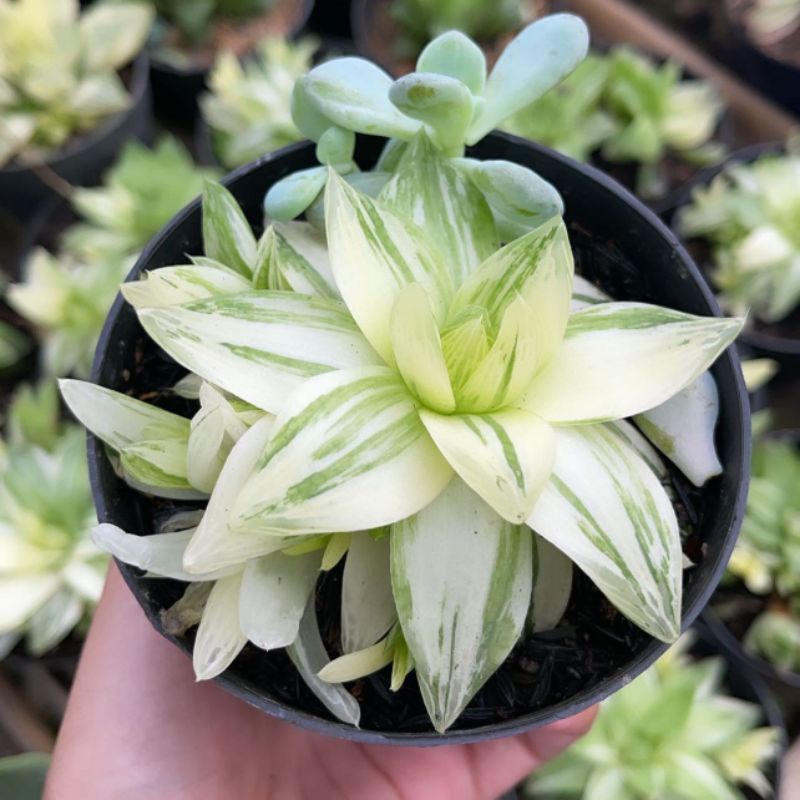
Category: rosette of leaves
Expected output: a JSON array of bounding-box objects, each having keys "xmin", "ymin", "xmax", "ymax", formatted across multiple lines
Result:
[
  {"xmin": 679, "ymin": 147, "xmax": 800, "ymax": 324},
  {"xmin": 199, "ymin": 37, "xmax": 316, "ymax": 169},
  {"xmin": 0, "ymin": 0, "xmax": 153, "ymax": 167},
  {"xmin": 7, "ymin": 137, "xmax": 219, "ymax": 377},
  {"xmin": 61, "ymin": 17, "xmax": 742, "ymax": 733},
  {"xmin": 726, "ymin": 436, "xmax": 800, "ymax": 672},
  {"xmin": 0, "ymin": 382, "xmax": 106, "ymax": 659},
  {"xmin": 599, "ymin": 47, "xmax": 725, "ymax": 200},
  {"xmin": 524, "ymin": 636, "xmax": 780, "ymax": 799}
]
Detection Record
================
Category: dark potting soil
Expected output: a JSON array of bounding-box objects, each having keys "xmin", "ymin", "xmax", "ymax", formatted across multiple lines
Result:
[{"xmin": 108, "ymin": 218, "xmax": 711, "ymax": 733}]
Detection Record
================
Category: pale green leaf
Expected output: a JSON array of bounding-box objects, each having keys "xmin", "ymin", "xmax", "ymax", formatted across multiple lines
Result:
[
  {"xmin": 420, "ymin": 408, "xmax": 555, "ymax": 524},
  {"xmin": 416, "ymin": 31, "xmax": 487, "ymax": 95},
  {"xmin": 79, "ymin": 1, "xmax": 153, "ymax": 72},
  {"xmin": 391, "ymin": 479, "xmax": 532, "ymax": 732},
  {"xmin": 528, "ymin": 424, "xmax": 682, "ymax": 641},
  {"xmin": 530, "ymin": 533, "xmax": 573, "ymax": 633},
  {"xmin": 202, "ymin": 181, "xmax": 257, "ymax": 277},
  {"xmin": 263, "ymin": 165, "xmax": 327, "ymax": 222},
  {"xmin": 120, "ymin": 265, "xmax": 250, "ymax": 309},
  {"xmin": 523, "ymin": 303, "xmax": 743, "ymax": 424},
  {"xmin": 119, "ymin": 439, "xmax": 204, "ymax": 500},
  {"xmin": 193, "ymin": 573, "xmax": 247, "ymax": 680},
  {"xmin": 321, "ymin": 532, "xmax": 351, "ymax": 571},
  {"xmin": 318, "ymin": 636, "xmax": 394, "ymax": 682},
  {"xmin": 0, "ymin": 575, "xmax": 60, "ymax": 633},
  {"xmin": 232, "ymin": 366, "xmax": 453, "ymax": 535},
  {"xmin": 26, "ymin": 588, "xmax": 83, "ymax": 655},
  {"xmin": 571, "ymin": 273, "xmax": 611, "ymax": 311}
]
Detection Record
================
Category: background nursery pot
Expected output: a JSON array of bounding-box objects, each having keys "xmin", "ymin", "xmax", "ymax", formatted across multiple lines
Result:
[
  {"xmin": 0, "ymin": 53, "xmax": 152, "ymax": 221},
  {"xmin": 671, "ymin": 142, "xmax": 800, "ymax": 370},
  {"xmin": 88, "ymin": 132, "xmax": 750, "ymax": 745}
]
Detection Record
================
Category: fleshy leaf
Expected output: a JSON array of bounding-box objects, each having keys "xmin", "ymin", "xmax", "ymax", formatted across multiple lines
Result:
[
  {"xmin": 321, "ymin": 532, "xmax": 351, "ymax": 571},
  {"xmin": 119, "ymin": 439, "xmax": 204, "ymax": 500},
  {"xmin": 79, "ymin": 1, "xmax": 154, "ymax": 72},
  {"xmin": 263, "ymin": 166, "xmax": 327, "ymax": 222},
  {"xmin": 325, "ymin": 170, "xmax": 451, "ymax": 365},
  {"xmin": 390, "ymin": 283, "xmax": 455, "ymax": 413},
  {"xmin": 318, "ymin": 636, "xmax": 394, "ymax": 682},
  {"xmin": 239, "ymin": 551, "xmax": 321, "ymax": 651},
  {"xmin": 341, "ymin": 533, "xmax": 396, "ymax": 653},
  {"xmin": 202, "ymin": 182, "xmax": 257, "ymax": 277},
  {"xmin": 571, "ymin": 273, "xmax": 611, "ymax": 311},
  {"xmin": 530, "ymin": 533, "xmax": 573, "ymax": 633},
  {"xmin": 528, "ymin": 424, "xmax": 682, "ymax": 641},
  {"xmin": 193, "ymin": 573, "xmax": 247, "ymax": 680},
  {"xmin": 137, "ymin": 291, "xmax": 383, "ymax": 414},
  {"xmin": 379, "ymin": 134, "xmax": 498, "ymax": 282},
  {"xmin": 121, "ymin": 265, "xmax": 249, "ymax": 309},
  {"xmin": 523, "ymin": 303, "xmax": 743, "ymax": 424},
  {"xmin": 391, "ymin": 479, "xmax": 532, "ymax": 732},
  {"xmin": 232, "ymin": 367, "xmax": 452, "ymax": 535},
  {"xmin": 468, "ymin": 14, "xmax": 591, "ymax": 141},
  {"xmin": 420, "ymin": 408, "xmax": 555, "ymax": 524},
  {"xmin": 416, "ymin": 31, "xmax": 487, "ymax": 95},
  {"xmin": 636, "ymin": 371, "xmax": 723, "ymax": 487}
]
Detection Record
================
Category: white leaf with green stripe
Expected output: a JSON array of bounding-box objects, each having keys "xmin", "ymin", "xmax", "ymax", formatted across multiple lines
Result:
[
  {"xmin": 529, "ymin": 533, "xmax": 573, "ymax": 633},
  {"xmin": 420, "ymin": 408, "xmax": 555, "ymax": 524},
  {"xmin": 325, "ymin": 170, "xmax": 452, "ymax": 365},
  {"xmin": 636, "ymin": 371, "xmax": 722, "ymax": 487},
  {"xmin": 571, "ymin": 274, "xmax": 611, "ymax": 311},
  {"xmin": 523, "ymin": 303, "xmax": 743, "ymax": 424},
  {"xmin": 341, "ymin": 533, "xmax": 396, "ymax": 653},
  {"xmin": 390, "ymin": 283, "xmax": 455, "ymax": 413},
  {"xmin": 287, "ymin": 601, "xmax": 361, "ymax": 726},
  {"xmin": 118, "ymin": 438, "xmax": 204, "ymax": 500},
  {"xmin": 120, "ymin": 265, "xmax": 250, "ymax": 309},
  {"xmin": 202, "ymin": 181, "xmax": 256, "ymax": 277},
  {"xmin": 391, "ymin": 479, "xmax": 532, "ymax": 732},
  {"xmin": 137, "ymin": 291, "xmax": 383, "ymax": 414},
  {"xmin": 183, "ymin": 417, "xmax": 290, "ymax": 575},
  {"xmin": 239, "ymin": 551, "xmax": 321, "ymax": 652},
  {"xmin": 59, "ymin": 380, "xmax": 189, "ymax": 451},
  {"xmin": 232, "ymin": 366, "xmax": 452, "ymax": 535},
  {"xmin": 528, "ymin": 424, "xmax": 682, "ymax": 641},
  {"xmin": 379, "ymin": 133, "xmax": 498, "ymax": 282},
  {"xmin": 193, "ymin": 572, "xmax": 247, "ymax": 680},
  {"xmin": 605, "ymin": 419, "xmax": 667, "ymax": 480}
]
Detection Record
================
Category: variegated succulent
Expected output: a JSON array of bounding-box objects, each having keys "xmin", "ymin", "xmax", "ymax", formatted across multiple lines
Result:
[
  {"xmin": 679, "ymin": 145, "xmax": 800, "ymax": 325},
  {"xmin": 744, "ymin": 0, "xmax": 800, "ymax": 46},
  {"xmin": 61, "ymin": 17, "xmax": 743, "ymax": 732},
  {"xmin": 0, "ymin": 382, "xmax": 106, "ymax": 659},
  {"xmin": 524, "ymin": 635, "xmax": 780, "ymax": 800},
  {"xmin": 199, "ymin": 37, "xmax": 316, "ymax": 169},
  {"xmin": 0, "ymin": 0, "xmax": 153, "ymax": 167}
]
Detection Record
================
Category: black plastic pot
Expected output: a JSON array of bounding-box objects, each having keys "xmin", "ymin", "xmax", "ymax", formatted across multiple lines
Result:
[
  {"xmin": 671, "ymin": 142, "xmax": 800, "ymax": 371},
  {"xmin": 0, "ymin": 53, "xmax": 152, "ymax": 223},
  {"xmin": 88, "ymin": 132, "xmax": 750, "ymax": 745},
  {"xmin": 149, "ymin": 0, "xmax": 315, "ymax": 127},
  {"xmin": 308, "ymin": 0, "xmax": 352, "ymax": 38}
]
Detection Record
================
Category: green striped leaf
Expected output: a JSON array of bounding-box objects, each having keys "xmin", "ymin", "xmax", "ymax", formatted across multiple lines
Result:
[
  {"xmin": 528, "ymin": 424, "xmax": 682, "ymax": 641},
  {"xmin": 137, "ymin": 291, "xmax": 383, "ymax": 414},
  {"xmin": 390, "ymin": 283, "xmax": 455, "ymax": 413},
  {"xmin": 529, "ymin": 533, "xmax": 573, "ymax": 633},
  {"xmin": 523, "ymin": 303, "xmax": 743, "ymax": 425},
  {"xmin": 420, "ymin": 408, "xmax": 555, "ymax": 524},
  {"xmin": 325, "ymin": 171, "xmax": 452, "ymax": 365},
  {"xmin": 379, "ymin": 133, "xmax": 498, "ymax": 282},
  {"xmin": 120, "ymin": 265, "xmax": 249, "ymax": 309},
  {"xmin": 193, "ymin": 572, "xmax": 247, "ymax": 680},
  {"xmin": 119, "ymin": 439, "xmax": 204, "ymax": 500},
  {"xmin": 341, "ymin": 533, "xmax": 396, "ymax": 653},
  {"xmin": 232, "ymin": 366, "xmax": 453, "ymax": 536},
  {"xmin": 239, "ymin": 551, "xmax": 321, "ymax": 652},
  {"xmin": 571, "ymin": 274, "xmax": 610, "ymax": 311},
  {"xmin": 183, "ymin": 417, "xmax": 289, "ymax": 575},
  {"xmin": 202, "ymin": 182, "xmax": 257, "ymax": 277},
  {"xmin": 391, "ymin": 479, "xmax": 532, "ymax": 732},
  {"xmin": 59, "ymin": 380, "xmax": 189, "ymax": 451}
]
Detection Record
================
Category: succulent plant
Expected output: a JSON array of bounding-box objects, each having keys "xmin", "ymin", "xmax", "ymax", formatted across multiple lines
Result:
[
  {"xmin": 61, "ymin": 17, "xmax": 742, "ymax": 732},
  {"xmin": 0, "ymin": 382, "xmax": 105, "ymax": 659},
  {"xmin": 0, "ymin": 320, "xmax": 30, "ymax": 370},
  {"xmin": 679, "ymin": 146, "xmax": 800, "ymax": 324},
  {"xmin": 200, "ymin": 37, "xmax": 316, "ymax": 169},
  {"xmin": 524, "ymin": 635, "xmax": 780, "ymax": 800},
  {"xmin": 745, "ymin": 0, "xmax": 800, "ymax": 46},
  {"xmin": 0, "ymin": 0, "xmax": 153, "ymax": 167},
  {"xmin": 726, "ymin": 435, "xmax": 800, "ymax": 672},
  {"xmin": 7, "ymin": 137, "xmax": 219, "ymax": 378}
]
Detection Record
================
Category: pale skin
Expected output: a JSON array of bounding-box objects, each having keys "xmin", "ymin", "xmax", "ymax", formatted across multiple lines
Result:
[{"xmin": 45, "ymin": 566, "xmax": 596, "ymax": 800}]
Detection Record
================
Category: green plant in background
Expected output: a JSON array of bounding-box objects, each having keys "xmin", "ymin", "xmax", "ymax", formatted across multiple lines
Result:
[
  {"xmin": 745, "ymin": 0, "xmax": 800, "ymax": 46},
  {"xmin": 0, "ymin": 753, "xmax": 50, "ymax": 800},
  {"xmin": 679, "ymin": 146, "xmax": 800, "ymax": 324},
  {"xmin": 61, "ymin": 17, "xmax": 742, "ymax": 733},
  {"xmin": 200, "ymin": 37, "xmax": 316, "ymax": 170},
  {"xmin": 0, "ymin": 320, "xmax": 30, "ymax": 371},
  {"xmin": 0, "ymin": 0, "xmax": 153, "ymax": 167},
  {"xmin": 0, "ymin": 382, "xmax": 106, "ymax": 660},
  {"xmin": 7, "ymin": 137, "xmax": 219, "ymax": 378},
  {"xmin": 151, "ymin": 0, "xmax": 274, "ymax": 47},
  {"xmin": 524, "ymin": 636, "xmax": 780, "ymax": 799},
  {"xmin": 726, "ymin": 436, "xmax": 800, "ymax": 672}
]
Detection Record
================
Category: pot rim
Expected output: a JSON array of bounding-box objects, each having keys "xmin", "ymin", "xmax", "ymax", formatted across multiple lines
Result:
[{"xmin": 89, "ymin": 132, "xmax": 751, "ymax": 745}]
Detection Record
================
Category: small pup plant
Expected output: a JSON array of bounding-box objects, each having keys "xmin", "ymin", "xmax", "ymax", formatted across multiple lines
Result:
[
  {"xmin": 0, "ymin": 0, "xmax": 152, "ymax": 167},
  {"xmin": 524, "ymin": 635, "xmax": 780, "ymax": 800},
  {"xmin": 62, "ymin": 16, "xmax": 743, "ymax": 732}
]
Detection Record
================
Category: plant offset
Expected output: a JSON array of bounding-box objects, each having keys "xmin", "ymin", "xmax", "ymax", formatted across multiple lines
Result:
[{"xmin": 62, "ymin": 16, "xmax": 743, "ymax": 732}]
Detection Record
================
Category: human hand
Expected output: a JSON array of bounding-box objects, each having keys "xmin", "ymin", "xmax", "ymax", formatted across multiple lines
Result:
[{"xmin": 45, "ymin": 565, "xmax": 596, "ymax": 800}]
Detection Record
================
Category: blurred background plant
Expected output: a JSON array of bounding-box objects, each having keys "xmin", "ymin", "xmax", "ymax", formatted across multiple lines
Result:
[
  {"xmin": 200, "ymin": 37, "xmax": 316, "ymax": 169},
  {"xmin": 151, "ymin": 0, "xmax": 275, "ymax": 47},
  {"xmin": 744, "ymin": 0, "xmax": 800, "ymax": 47},
  {"xmin": 523, "ymin": 635, "xmax": 781, "ymax": 799},
  {"xmin": 0, "ymin": 320, "xmax": 30, "ymax": 372},
  {"xmin": 0, "ymin": 0, "xmax": 153, "ymax": 167}
]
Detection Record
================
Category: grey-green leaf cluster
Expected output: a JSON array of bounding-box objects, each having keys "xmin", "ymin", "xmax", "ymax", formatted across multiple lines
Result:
[{"xmin": 0, "ymin": 0, "xmax": 153, "ymax": 166}]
